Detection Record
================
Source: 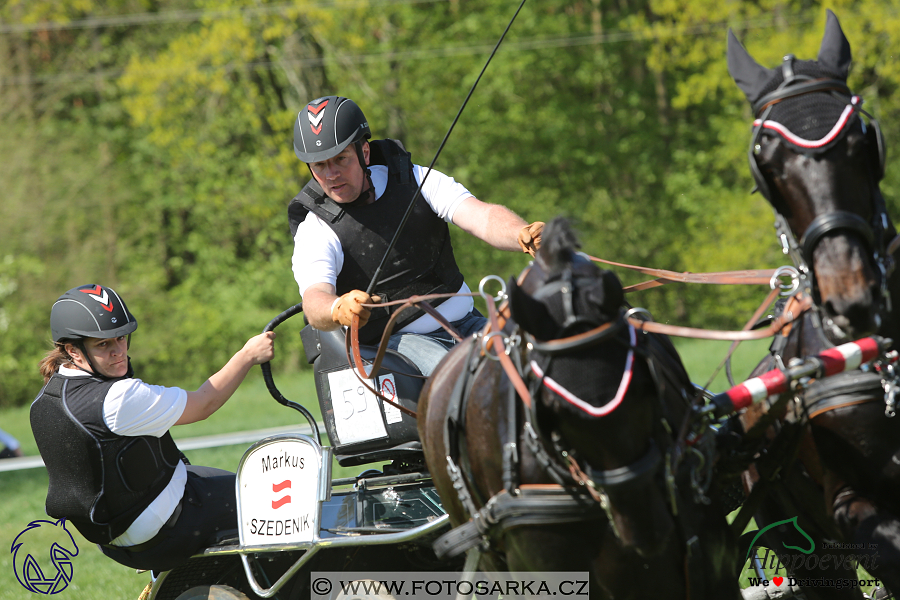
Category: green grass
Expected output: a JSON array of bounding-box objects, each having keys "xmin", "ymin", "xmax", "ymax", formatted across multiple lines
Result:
[
  {"xmin": 0, "ymin": 342, "xmax": 885, "ymax": 598},
  {"xmin": 671, "ymin": 337, "xmax": 773, "ymax": 393}
]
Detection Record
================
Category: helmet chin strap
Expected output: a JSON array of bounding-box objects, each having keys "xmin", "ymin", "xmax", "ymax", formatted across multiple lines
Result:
[
  {"xmin": 71, "ymin": 340, "xmax": 101, "ymax": 378},
  {"xmin": 69, "ymin": 339, "xmax": 132, "ymax": 381}
]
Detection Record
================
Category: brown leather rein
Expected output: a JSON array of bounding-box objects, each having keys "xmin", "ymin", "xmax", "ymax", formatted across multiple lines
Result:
[{"xmin": 343, "ymin": 260, "xmax": 813, "ymax": 417}]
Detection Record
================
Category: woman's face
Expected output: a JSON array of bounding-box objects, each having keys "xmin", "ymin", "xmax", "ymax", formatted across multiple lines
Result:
[{"xmin": 68, "ymin": 336, "xmax": 129, "ymax": 378}]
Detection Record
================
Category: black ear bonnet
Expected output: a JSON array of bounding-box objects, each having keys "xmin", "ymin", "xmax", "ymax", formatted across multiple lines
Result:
[{"xmin": 727, "ymin": 11, "xmax": 885, "ymax": 206}]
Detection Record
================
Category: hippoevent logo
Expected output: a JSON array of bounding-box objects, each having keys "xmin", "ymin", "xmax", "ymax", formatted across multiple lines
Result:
[
  {"xmin": 743, "ymin": 516, "xmax": 882, "ymax": 591},
  {"xmin": 11, "ymin": 519, "xmax": 79, "ymax": 594},
  {"xmin": 743, "ymin": 517, "xmax": 814, "ymax": 561}
]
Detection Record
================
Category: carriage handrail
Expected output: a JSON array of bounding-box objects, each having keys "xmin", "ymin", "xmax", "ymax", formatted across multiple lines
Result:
[
  {"xmin": 702, "ymin": 335, "xmax": 893, "ymax": 418},
  {"xmin": 260, "ymin": 302, "xmax": 321, "ymax": 444}
]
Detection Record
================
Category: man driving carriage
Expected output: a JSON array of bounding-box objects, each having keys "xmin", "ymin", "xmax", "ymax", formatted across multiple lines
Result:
[{"xmin": 289, "ymin": 95, "xmax": 544, "ymax": 375}]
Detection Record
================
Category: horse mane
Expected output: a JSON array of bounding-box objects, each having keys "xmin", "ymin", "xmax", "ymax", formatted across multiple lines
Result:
[{"xmin": 536, "ymin": 217, "xmax": 581, "ymax": 274}]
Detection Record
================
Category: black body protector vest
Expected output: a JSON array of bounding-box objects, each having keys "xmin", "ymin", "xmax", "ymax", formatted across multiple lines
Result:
[
  {"xmin": 30, "ymin": 374, "xmax": 183, "ymax": 544},
  {"xmin": 288, "ymin": 139, "xmax": 465, "ymax": 344}
]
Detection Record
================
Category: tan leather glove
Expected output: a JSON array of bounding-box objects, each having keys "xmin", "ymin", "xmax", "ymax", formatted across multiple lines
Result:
[
  {"xmin": 517, "ymin": 221, "xmax": 545, "ymax": 256},
  {"xmin": 331, "ymin": 290, "xmax": 378, "ymax": 328}
]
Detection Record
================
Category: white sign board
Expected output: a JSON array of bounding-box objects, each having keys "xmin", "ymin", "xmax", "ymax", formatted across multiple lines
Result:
[
  {"xmin": 237, "ymin": 437, "xmax": 322, "ymax": 546},
  {"xmin": 327, "ymin": 369, "xmax": 400, "ymax": 444}
]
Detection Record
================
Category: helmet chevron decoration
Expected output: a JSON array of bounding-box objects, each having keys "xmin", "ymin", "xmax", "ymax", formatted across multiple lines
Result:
[
  {"xmin": 293, "ymin": 96, "xmax": 371, "ymax": 164},
  {"xmin": 50, "ymin": 284, "xmax": 137, "ymax": 343}
]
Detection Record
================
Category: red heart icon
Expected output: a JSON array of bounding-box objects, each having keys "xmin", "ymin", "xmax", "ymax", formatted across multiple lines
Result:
[{"xmin": 772, "ymin": 577, "xmax": 784, "ymax": 586}]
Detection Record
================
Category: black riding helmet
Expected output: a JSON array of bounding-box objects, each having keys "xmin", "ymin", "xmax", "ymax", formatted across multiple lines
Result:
[
  {"xmin": 293, "ymin": 96, "xmax": 371, "ymax": 164},
  {"xmin": 51, "ymin": 284, "xmax": 137, "ymax": 379},
  {"xmin": 51, "ymin": 284, "xmax": 138, "ymax": 343}
]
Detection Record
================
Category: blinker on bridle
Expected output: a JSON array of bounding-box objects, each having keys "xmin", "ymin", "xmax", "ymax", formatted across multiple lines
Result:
[{"xmin": 748, "ymin": 54, "xmax": 893, "ymax": 315}]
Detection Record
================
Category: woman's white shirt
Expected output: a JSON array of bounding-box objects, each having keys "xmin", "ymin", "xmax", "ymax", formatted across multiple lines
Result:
[{"xmin": 59, "ymin": 366, "xmax": 188, "ymax": 546}]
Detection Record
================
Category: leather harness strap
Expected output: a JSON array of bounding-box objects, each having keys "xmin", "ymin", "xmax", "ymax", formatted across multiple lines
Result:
[
  {"xmin": 627, "ymin": 294, "xmax": 813, "ymax": 341},
  {"xmin": 432, "ymin": 485, "xmax": 604, "ymax": 560},
  {"xmin": 802, "ymin": 370, "xmax": 884, "ymax": 420},
  {"xmin": 585, "ymin": 254, "xmax": 778, "ymax": 291}
]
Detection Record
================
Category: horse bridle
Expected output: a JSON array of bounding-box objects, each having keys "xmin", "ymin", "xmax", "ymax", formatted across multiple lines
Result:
[
  {"xmin": 520, "ymin": 267, "xmax": 667, "ymax": 510},
  {"xmin": 748, "ymin": 54, "xmax": 895, "ymax": 321}
]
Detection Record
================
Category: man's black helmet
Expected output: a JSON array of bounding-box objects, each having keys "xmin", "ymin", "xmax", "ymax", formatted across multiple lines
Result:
[
  {"xmin": 293, "ymin": 96, "xmax": 371, "ymax": 163},
  {"xmin": 51, "ymin": 284, "xmax": 138, "ymax": 343}
]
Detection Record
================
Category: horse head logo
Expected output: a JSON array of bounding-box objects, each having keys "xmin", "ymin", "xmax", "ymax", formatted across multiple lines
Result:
[
  {"xmin": 11, "ymin": 518, "xmax": 79, "ymax": 594},
  {"xmin": 740, "ymin": 516, "xmax": 815, "ymax": 562}
]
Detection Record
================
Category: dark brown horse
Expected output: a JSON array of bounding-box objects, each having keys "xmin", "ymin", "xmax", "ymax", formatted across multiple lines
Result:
[
  {"xmin": 724, "ymin": 11, "xmax": 900, "ymax": 598},
  {"xmin": 419, "ymin": 218, "xmax": 741, "ymax": 599}
]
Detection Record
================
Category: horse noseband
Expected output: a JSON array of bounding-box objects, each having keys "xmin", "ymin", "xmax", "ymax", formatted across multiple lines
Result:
[{"xmin": 800, "ymin": 210, "xmax": 875, "ymax": 267}]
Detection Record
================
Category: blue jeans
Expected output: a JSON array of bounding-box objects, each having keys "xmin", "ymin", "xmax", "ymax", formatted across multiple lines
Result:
[{"xmin": 387, "ymin": 309, "xmax": 487, "ymax": 376}]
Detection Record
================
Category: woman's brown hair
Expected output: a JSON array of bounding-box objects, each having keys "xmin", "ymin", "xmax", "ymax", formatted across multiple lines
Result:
[{"xmin": 39, "ymin": 343, "xmax": 73, "ymax": 383}]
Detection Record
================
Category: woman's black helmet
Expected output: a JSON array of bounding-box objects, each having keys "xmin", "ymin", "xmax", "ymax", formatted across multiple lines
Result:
[
  {"xmin": 293, "ymin": 96, "xmax": 371, "ymax": 164},
  {"xmin": 50, "ymin": 284, "xmax": 138, "ymax": 343}
]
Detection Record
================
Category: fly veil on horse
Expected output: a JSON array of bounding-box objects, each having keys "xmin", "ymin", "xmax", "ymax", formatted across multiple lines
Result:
[
  {"xmin": 724, "ymin": 11, "xmax": 900, "ymax": 596},
  {"xmin": 419, "ymin": 218, "xmax": 741, "ymax": 599}
]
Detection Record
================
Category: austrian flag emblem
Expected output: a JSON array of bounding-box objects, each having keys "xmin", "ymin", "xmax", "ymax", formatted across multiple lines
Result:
[
  {"xmin": 307, "ymin": 99, "xmax": 329, "ymax": 135},
  {"xmin": 272, "ymin": 480, "xmax": 292, "ymax": 509}
]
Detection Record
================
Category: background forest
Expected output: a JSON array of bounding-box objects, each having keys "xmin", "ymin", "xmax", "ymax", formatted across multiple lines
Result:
[{"xmin": 2, "ymin": 0, "xmax": 899, "ymax": 407}]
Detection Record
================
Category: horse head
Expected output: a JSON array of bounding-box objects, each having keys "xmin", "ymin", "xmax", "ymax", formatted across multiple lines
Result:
[
  {"xmin": 728, "ymin": 10, "xmax": 896, "ymax": 342},
  {"xmin": 506, "ymin": 217, "xmax": 675, "ymax": 557}
]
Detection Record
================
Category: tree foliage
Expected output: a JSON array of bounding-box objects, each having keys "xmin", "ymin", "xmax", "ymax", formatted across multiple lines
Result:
[{"xmin": 2, "ymin": 0, "xmax": 900, "ymax": 406}]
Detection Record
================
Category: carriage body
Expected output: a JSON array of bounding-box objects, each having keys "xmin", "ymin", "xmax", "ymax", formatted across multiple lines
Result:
[{"xmin": 146, "ymin": 313, "xmax": 459, "ymax": 600}]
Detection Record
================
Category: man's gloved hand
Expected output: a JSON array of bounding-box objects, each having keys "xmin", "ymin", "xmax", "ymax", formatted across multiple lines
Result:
[
  {"xmin": 331, "ymin": 290, "xmax": 379, "ymax": 328},
  {"xmin": 517, "ymin": 221, "xmax": 545, "ymax": 257}
]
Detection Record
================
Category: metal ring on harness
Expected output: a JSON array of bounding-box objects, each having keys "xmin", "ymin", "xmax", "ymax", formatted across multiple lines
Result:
[
  {"xmin": 770, "ymin": 265, "xmax": 801, "ymax": 297},
  {"xmin": 624, "ymin": 307, "xmax": 654, "ymax": 322},
  {"xmin": 479, "ymin": 275, "xmax": 508, "ymax": 304},
  {"xmin": 482, "ymin": 331, "xmax": 512, "ymax": 361}
]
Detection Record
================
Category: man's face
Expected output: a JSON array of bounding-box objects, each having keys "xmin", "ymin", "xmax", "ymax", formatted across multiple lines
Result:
[
  {"xmin": 67, "ymin": 336, "xmax": 129, "ymax": 378},
  {"xmin": 309, "ymin": 142, "xmax": 370, "ymax": 204}
]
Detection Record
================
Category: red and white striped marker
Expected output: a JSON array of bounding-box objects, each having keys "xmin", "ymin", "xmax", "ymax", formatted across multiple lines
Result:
[{"xmin": 710, "ymin": 336, "xmax": 887, "ymax": 416}]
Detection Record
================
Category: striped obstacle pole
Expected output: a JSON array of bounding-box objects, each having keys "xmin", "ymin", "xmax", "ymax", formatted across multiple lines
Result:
[{"xmin": 706, "ymin": 336, "xmax": 892, "ymax": 418}]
